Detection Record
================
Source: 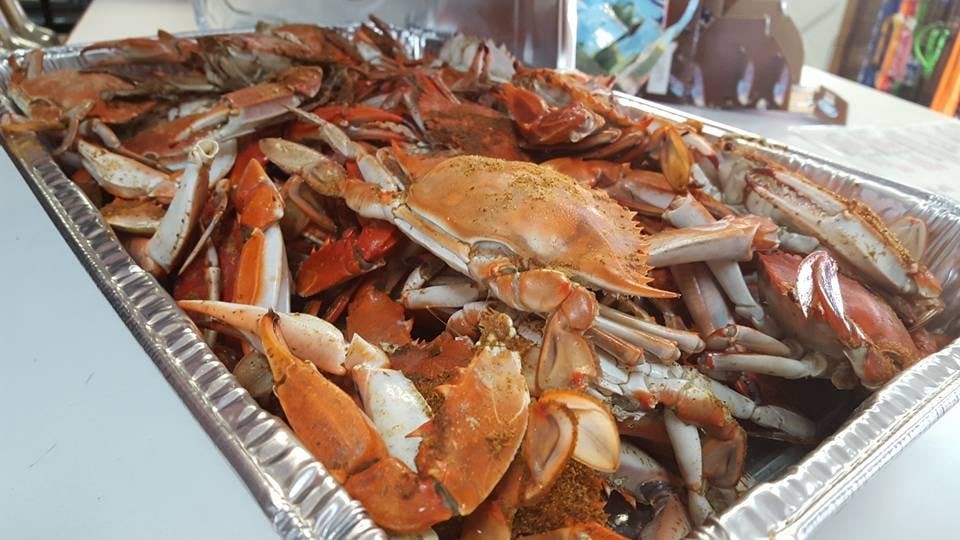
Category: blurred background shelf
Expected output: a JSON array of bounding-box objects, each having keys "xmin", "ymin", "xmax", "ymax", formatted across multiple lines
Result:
[{"xmin": 21, "ymin": 0, "xmax": 89, "ymax": 34}]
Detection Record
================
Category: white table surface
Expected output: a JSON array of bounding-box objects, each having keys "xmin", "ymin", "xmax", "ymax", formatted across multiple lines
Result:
[{"xmin": 3, "ymin": 2, "xmax": 958, "ymax": 538}]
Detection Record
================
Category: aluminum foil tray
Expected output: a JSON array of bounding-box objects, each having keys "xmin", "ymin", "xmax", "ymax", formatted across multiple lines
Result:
[{"xmin": 3, "ymin": 29, "xmax": 959, "ymax": 540}]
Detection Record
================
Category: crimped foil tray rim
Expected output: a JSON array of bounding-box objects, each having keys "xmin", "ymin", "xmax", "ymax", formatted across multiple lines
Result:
[{"xmin": 2, "ymin": 29, "xmax": 959, "ymax": 540}]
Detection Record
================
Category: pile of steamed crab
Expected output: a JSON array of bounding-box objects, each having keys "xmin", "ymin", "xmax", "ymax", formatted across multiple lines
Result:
[{"xmin": 3, "ymin": 18, "xmax": 949, "ymax": 539}]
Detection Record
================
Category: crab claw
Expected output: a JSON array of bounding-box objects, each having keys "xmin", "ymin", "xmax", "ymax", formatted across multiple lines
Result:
[
  {"xmin": 608, "ymin": 442, "xmax": 692, "ymax": 540},
  {"xmin": 543, "ymin": 390, "xmax": 620, "ymax": 473},
  {"xmin": 77, "ymin": 139, "xmax": 177, "ymax": 202},
  {"xmin": 412, "ymin": 329, "xmax": 531, "ymax": 516},
  {"xmin": 520, "ymin": 389, "xmax": 621, "ymax": 504},
  {"xmin": 759, "ymin": 251, "xmax": 921, "ymax": 389},
  {"xmin": 233, "ymin": 159, "xmax": 284, "ymax": 229},
  {"xmin": 352, "ymin": 364, "xmax": 430, "ymax": 472},
  {"xmin": 296, "ymin": 219, "xmax": 403, "ymax": 296},
  {"xmin": 258, "ymin": 310, "xmax": 384, "ymax": 479},
  {"xmin": 177, "ymin": 300, "xmax": 347, "ymax": 374},
  {"xmin": 146, "ymin": 140, "xmax": 217, "ymax": 274},
  {"xmin": 501, "ymin": 82, "xmax": 605, "ymax": 145},
  {"xmin": 702, "ymin": 426, "xmax": 747, "ymax": 488},
  {"xmin": 233, "ymin": 226, "xmax": 290, "ymax": 312},
  {"xmin": 521, "ymin": 398, "xmax": 577, "ymax": 502},
  {"xmin": 720, "ymin": 160, "xmax": 944, "ymax": 326},
  {"xmin": 796, "ymin": 250, "xmax": 855, "ymax": 339},
  {"xmin": 259, "ymin": 137, "xmax": 347, "ymax": 197}
]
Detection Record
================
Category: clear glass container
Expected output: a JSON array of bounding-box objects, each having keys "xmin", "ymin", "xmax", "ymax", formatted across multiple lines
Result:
[{"xmin": 192, "ymin": 0, "xmax": 576, "ymax": 68}]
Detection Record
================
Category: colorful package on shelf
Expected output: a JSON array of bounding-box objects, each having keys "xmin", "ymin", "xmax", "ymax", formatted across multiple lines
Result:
[
  {"xmin": 576, "ymin": 0, "xmax": 670, "ymax": 77},
  {"xmin": 859, "ymin": 0, "xmax": 960, "ymax": 114}
]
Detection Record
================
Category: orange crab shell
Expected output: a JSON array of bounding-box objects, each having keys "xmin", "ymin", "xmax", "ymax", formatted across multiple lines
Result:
[
  {"xmin": 402, "ymin": 155, "xmax": 672, "ymax": 298},
  {"xmin": 8, "ymin": 70, "xmax": 155, "ymax": 127}
]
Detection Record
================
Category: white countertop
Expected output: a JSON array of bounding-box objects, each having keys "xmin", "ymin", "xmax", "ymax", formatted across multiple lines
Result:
[{"xmin": 3, "ymin": 2, "xmax": 959, "ymax": 538}]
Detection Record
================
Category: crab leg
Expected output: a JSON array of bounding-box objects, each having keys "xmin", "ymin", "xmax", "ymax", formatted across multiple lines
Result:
[
  {"xmin": 646, "ymin": 215, "xmax": 778, "ymax": 267},
  {"xmin": 284, "ymin": 175, "xmax": 337, "ymax": 232},
  {"xmin": 671, "ymin": 263, "xmax": 789, "ymax": 355},
  {"xmin": 593, "ymin": 315, "xmax": 681, "ymax": 363},
  {"xmin": 402, "ymin": 257, "xmax": 447, "ymax": 293},
  {"xmin": 598, "ymin": 357, "xmax": 814, "ymax": 441},
  {"xmin": 542, "ymin": 158, "xmax": 669, "ymax": 210},
  {"xmin": 779, "ymin": 229, "xmax": 821, "ymax": 253},
  {"xmin": 178, "ymin": 178, "xmax": 231, "ymax": 274},
  {"xmin": 598, "ymin": 360, "xmax": 738, "ymax": 440},
  {"xmin": 451, "ymin": 303, "xmax": 651, "ymax": 369},
  {"xmin": 206, "ymin": 138, "xmax": 238, "ymax": 181},
  {"xmin": 259, "ymin": 138, "xmax": 347, "ymax": 197},
  {"xmin": 704, "ymin": 379, "xmax": 816, "ymax": 440},
  {"xmin": 703, "ymin": 352, "xmax": 830, "ymax": 381},
  {"xmin": 597, "ymin": 304, "xmax": 704, "ymax": 353},
  {"xmin": 198, "ymin": 73, "xmax": 318, "ymax": 141},
  {"xmin": 705, "ymin": 325, "xmax": 791, "ymax": 356},
  {"xmin": 588, "ymin": 328, "xmax": 647, "ymax": 367},
  {"xmin": 664, "ymin": 410, "xmax": 713, "ymax": 526},
  {"xmin": 664, "ymin": 193, "xmax": 778, "ymax": 333},
  {"xmin": 100, "ymin": 199, "xmax": 165, "ymax": 235},
  {"xmin": 670, "ymin": 263, "xmax": 730, "ymax": 335}
]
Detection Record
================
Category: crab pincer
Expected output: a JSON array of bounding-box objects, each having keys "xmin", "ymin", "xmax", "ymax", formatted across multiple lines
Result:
[
  {"xmin": 759, "ymin": 251, "xmax": 921, "ymax": 389},
  {"xmin": 182, "ymin": 300, "xmax": 531, "ymax": 534}
]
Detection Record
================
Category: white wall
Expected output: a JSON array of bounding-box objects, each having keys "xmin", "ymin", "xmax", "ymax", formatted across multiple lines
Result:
[{"xmin": 783, "ymin": 0, "xmax": 849, "ymax": 69}]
